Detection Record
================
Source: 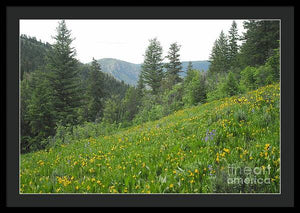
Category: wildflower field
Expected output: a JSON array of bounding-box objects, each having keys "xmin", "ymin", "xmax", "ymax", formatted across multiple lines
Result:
[{"xmin": 20, "ymin": 83, "xmax": 280, "ymax": 193}]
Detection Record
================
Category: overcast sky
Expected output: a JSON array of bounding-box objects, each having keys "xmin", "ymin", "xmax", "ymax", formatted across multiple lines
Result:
[{"xmin": 20, "ymin": 19, "xmax": 246, "ymax": 64}]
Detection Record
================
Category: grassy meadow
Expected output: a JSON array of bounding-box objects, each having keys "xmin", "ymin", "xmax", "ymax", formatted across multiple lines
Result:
[{"xmin": 20, "ymin": 83, "xmax": 280, "ymax": 194}]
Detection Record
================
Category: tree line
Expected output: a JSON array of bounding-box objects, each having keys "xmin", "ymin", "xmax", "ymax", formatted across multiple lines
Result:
[
  {"xmin": 20, "ymin": 20, "xmax": 280, "ymax": 153},
  {"xmin": 21, "ymin": 21, "xmax": 129, "ymax": 152}
]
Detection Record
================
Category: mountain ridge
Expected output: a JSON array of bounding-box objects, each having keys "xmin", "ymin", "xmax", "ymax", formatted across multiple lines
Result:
[{"xmin": 91, "ymin": 58, "xmax": 211, "ymax": 86}]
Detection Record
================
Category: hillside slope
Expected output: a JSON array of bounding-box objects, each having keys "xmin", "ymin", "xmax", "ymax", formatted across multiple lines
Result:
[
  {"xmin": 20, "ymin": 84, "xmax": 280, "ymax": 194},
  {"xmin": 20, "ymin": 34, "xmax": 52, "ymax": 80}
]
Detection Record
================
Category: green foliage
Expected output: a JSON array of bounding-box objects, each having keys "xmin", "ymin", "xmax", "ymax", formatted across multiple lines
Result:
[
  {"xmin": 161, "ymin": 83, "xmax": 184, "ymax": 115},
  {"xmin": 20, "ymin": 74, "xmax": 34, "ymax": 153},
  {"xmin": 227, "ymin": 21, "xmax": 239, "ymax": 68},
  {"xmin": 136, "ymin": 73, "xmax": 146, "ymax": 99},
  {"xmin": 20, "ymin": 84, "xmax": 280, "ymax": 193},
  {"xmin": 240, "ymin": 60, "xmax": 279, "ymax": 92},
  {"xmin": 240, "ymin": 66, "xmax": 258, "ymax": 91},
  {"xmin": 132, "ymin": 92, "xmax": 164, "ymax": 125},
  {"xmin": 25, "ymin": 70, "xmax": 56, "ymax": 152},
  {"xmin": 206, "ymin": 78, "xmax": 227, "ymax": 102},
  {"xmin": 255, "ymin": 64, "xmax": 276, "ymax": 87},
  {"xmin": 239, "ymin": 20, "xmax": 280, "ymax": 68},
  {"xmin": 102, "ymin": 73, "xmax": 130, "ymax": 100},
  {"xmin": 209, "ymin": 30, "xmax": 230, "ymax": 75},
  {"xmin": 265, "ymin": 47, "xmax": 280, "ymax": 82},
  {"xmin": 165, "ymin": 42, "xmax": 183, "ymax": 87},
  {"xmin": 85, "ymin": 58, "xmax": 105, "ymax": 122},
  {"xmin": 48, "ymin": 121, "xmax": 121, "ymax": 149},
  {"xmin": 222, "ymin": 71, "xmax": 240, "ymax": 97},
  {"xmin": 140, "ymin": 38, "xmax": 164, "ymax": 95},
  {"xmin": 183, "ymin": 70, "xmax": 207, "ymax": 106},
  {"xmin": 46, "ymin": 20, "xmax": 83, "ymax": 127},
  {"xmin": 122, "ymin": 87, "xmax": 140, "ymax": 123},
  {"xmin": 207, "ymin": 72, "xmax": 240, "ymax": 102},
  {"xmin": 20, "ymin": 34, "xmax": 52, "ymax": 80},
  {"xmin": 102, "ymin": 95, "xmax": 124, "ymax": 124}
]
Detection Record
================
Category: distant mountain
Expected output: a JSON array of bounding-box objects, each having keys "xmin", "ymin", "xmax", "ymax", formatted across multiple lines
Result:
[
  {"xmin": 96, "ymin": 58, "xmax": 141, "ymax": 86},
  {"xmin": 94, "ymin": 58, "xmax": 210, "ymax": 86},
  {"xmin": 180, "ymin": 61, "xmax": 211, "ymax": 77}
]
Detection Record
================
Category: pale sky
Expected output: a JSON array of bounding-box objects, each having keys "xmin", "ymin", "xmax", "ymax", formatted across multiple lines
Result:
[{"xmin": 20, "ymin": 19, "xmax": 246, "ymax": 64}]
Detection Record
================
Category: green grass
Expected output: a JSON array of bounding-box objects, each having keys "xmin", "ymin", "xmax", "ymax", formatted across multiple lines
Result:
[{"xmin": 20, "ymin": 83, "xmax": 280, "ymax": 193}]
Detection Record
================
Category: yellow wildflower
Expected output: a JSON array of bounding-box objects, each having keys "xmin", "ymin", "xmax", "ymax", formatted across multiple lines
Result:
[
  {"xmin": 223, "ymin": 148, "xmax": 230, "ymax": 154},
  {"xmin": 264, "ymin": 144, "xmax": 271, "ymax": 151}
]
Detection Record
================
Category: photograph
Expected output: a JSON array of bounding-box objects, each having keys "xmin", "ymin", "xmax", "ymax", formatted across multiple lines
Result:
[{"xmin": 19, "ymin": 18, "xmax": 281, "ymax": 194}]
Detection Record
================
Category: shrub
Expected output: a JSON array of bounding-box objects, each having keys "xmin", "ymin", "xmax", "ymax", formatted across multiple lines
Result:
[
  {"xmin": 183, "ymin": 70, "xmax": 207, "ymax": 106},
  {"xmin": 240, "ymin": 66, "xmax": 258, "ymax": 91},
  {"xmin": 255, "ymin": 64, "xmax": 276, "ymax": 87},
  {"xmin": 162, "ymin": 83, "xmax": 184, "ymax": 115},
  {"xmin": 222, "ymin": 71, "xmax": 240, "ymax": 97}
]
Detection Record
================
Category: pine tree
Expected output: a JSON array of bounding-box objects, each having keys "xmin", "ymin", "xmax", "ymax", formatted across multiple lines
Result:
[
  {"xmin": 165, "ymin": 42, "xmax": 182, "ymax": 87},
  {"xmin": 187, "ymin": 61, "xmax": 193, "ymax": 72},
  {"xmin": 102, "ymin": 95, "xmax": 123, "ymax": 124},
  {"xmin": 86, "ymin": 58, "xmax": 105, "ymax": 122},
  {"xmin": 46, "ymin": 20, "xmax": 83, "ymax": 126},
  {"xmin": 26, "ymin": 69, "xmax": 56, "ymax": 151},
  {"xmin": 228, "ymin": 21, "xmax": 239, "ymax": 68},
  {"xmin": 20, "ymin": 73, "xmax": 34, "ymax": 153},
  {"xmin": 136, "ymin": 73, "xmax": 145, "ymax": 105},
  {"xmin": 122, "ymin": 87, "xmax": 139, "ymax": 122},
  {"xmin": 140, "ymin": 38, "xmax": 164, "ymax": 95},
  {"xmin": 223, "ymin": 71, "xmax": 239, "ymax": 97},
  {"xmin": 185, "ymin": 61, "xmax": 194, "ymax": 83},
  {"xmin": 208, "ymin": 30, "xmax": 230, "ymax": 75},
  {"xmin": 183, "ymin": 70, "xmax": 207, "ymax": 106},
  {"xmin": 239, "ymin": 20, "xmax": 280, "ymax": 68}
]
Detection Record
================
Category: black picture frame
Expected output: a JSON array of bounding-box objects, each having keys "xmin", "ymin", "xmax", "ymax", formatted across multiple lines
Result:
[{"xmin": 4, "ymin": 6, "xmax": 294, "ymax": 207}]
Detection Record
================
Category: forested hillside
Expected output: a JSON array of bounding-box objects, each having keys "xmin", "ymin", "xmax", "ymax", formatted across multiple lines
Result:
[
  {"xmin": 20, "ymin": 20, "xmax": 280, "ymax": 194},
  {"xmin": 20, "ymin": 35, "xmax": 52, "ymax": 80},
  {"xmin": 20, "ymin": 30, "xmax": 130, "ymax": 153}
]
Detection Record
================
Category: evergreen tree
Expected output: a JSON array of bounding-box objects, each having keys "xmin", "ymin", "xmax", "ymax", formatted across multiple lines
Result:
[
  {"xmin": 26, "ymin": 69, "xmax": 56, "ymax": 151},
  {"xmin": 136, "ymin": 73, "xmax": 145, "ymax": 108},
  {"xmin": 165, "ymin": 42, "xmax": 182, "ymax": 87},
  {"xmin": 46, "ymin": 20, "xmax": 83, "ymax": 127},
  {"xmin": 140, "ymin": 38, "xmax": 164, "ymax": 95},
  {"xmin": 265, "ymin": 47, "xmax": 280, "ymax": 82},
  {"xmin": 122, "ymin": 87, "xmax": 139, "ymax": 122},
  {"xmin": 198, "ymin": 72, "xmax": 207, "ymax": 104},
  {"xmin": 183, "ymin": 70, "xmax": 207, "ymax": 106},
  {"xmin": 228, "ymin": 21, "xmax": 239, "ymax": 68},
  {"xmin": 102, "ymin": 95, "xmax": 123, "ymax": 124},
  {"xmin": 223, "ymin": 71, "xmax": 239, "ymax": 97},
  {"xmin": 185, "ymin": 61, "xmax": 194, "ymax": 83},
  {"xmin": 20, "ymin": 73, "xmax": 34, "ymax": 153},
  {"xmin": 239, "ymin": 20, "xmax": 280, "ymax": 68},
  {"xmin": 186, "ymin": 61, "xmax": 193, "ymax": 72},
  {"xmin": 86, "ymin": 58, "xmax": 105, "ymax": 122},
  {"xmin": 208, "ymin": 30, "xmax": 230, "ymax": 75}
]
